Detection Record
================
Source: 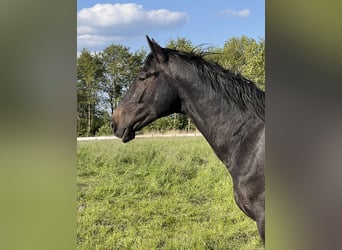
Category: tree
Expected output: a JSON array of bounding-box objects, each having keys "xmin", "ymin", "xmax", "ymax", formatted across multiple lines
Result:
[
  {"xmin": 243, "ymin": 38, "xmax": 265, "ymax": 90},
  {"xmin": 219, "ymin": 36, "xmax": 265, "ymax": 89},
  {"xmin": 166, "ymin": 37, "xmax": 195, "ymax": 52},
  {"xmin": 99, "ymin": 45, "xmax": 146, "ymax": 115},
  {"xmin": 77, "ymin": 49, "xmax": 104, "ymax": 136}
]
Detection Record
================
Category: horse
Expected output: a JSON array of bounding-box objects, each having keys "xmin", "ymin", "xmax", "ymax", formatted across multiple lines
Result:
[{"xmin": 111, "ymin": 36, "xmax": 265, "ymax": 243}]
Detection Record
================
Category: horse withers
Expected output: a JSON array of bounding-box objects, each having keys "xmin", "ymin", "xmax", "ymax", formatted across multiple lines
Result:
[{"xmin": 111, "ymin": 36, "xmax": 265, "ymax": 242}]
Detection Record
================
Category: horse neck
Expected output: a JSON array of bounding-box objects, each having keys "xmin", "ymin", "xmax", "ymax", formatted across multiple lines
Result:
[{"xmin": 175, "ymin": 71, "xmax": 263, "ymax": 169}]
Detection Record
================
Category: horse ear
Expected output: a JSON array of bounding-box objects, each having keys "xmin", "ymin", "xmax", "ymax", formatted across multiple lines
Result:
[{"xmin": 146, "ymin": 35, "xmax": 167, "ymax": 63}]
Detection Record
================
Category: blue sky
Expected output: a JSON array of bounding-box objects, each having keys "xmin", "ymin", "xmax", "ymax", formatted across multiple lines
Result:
[{"xmin": 77, "ymin": 0, "xmax": 264, "ymax": 53}]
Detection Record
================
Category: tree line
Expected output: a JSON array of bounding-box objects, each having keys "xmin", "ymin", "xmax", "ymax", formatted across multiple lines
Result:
[{"xmin": 77, "ymin": 36, "xmax": 265, "ymax": 137}]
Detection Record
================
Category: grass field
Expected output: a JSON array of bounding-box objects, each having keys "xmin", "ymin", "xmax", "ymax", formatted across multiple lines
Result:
[{"xmin": 77, "ymin": 137, "xmax": 262, "ymax": 249}]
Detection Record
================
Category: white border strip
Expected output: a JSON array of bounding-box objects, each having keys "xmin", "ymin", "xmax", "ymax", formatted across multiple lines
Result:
[{"xmin": 77, "ymin": 133, "xmax": 202, "ymax": 141}]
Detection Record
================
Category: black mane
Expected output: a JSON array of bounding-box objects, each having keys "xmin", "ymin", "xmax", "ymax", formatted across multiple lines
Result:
[{"xmin": 164, "ymin": 49, "xmax": 265, "ymax": 121}]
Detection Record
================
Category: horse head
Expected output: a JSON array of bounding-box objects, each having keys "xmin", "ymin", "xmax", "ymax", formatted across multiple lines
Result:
[{"xmin": 111, "ymin": 36, "xmax": 180, "ymax": 142}]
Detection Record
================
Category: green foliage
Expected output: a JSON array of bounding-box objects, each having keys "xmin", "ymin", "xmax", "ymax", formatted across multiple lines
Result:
[
  {"xmin": 144, "ymin": 116, "xmax": 173, "ymax": 133},
  {"xmin": 94, "ymin": 111, "xmax": 112, "ymax": 136},
  {"xmin": 143, "ymin": 114, "xmax": 195, "ymax": 134},
  {"xmin": 219, "ymin": 36, "xmax": 265, "ymax": 90},
  {"xmin": 100, "ymin": 45, "xmax": 146, "ymax": 114},
  {"xmin": 95, "ymin": 124, "xmax": 112, "ymax": 136},
  {"xmin": 77, "ymin": 137, "xmax": 263, "ymax": 249},
  {"xmin": 166, "ymin": 37, "xmax": 195, "ymax": 52},
  {"xmin": 77, "ymin": 49, "xmax": 104, "ymax": 136},
  {"xmin": 77, "ymin": 46, "xmax": 146, "ymax": 136}
]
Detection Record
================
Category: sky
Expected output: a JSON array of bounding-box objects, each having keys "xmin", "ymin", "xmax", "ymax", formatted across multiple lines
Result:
[{"xmin": 77, "ymin": 0, "xmax": 264, "ymax": 53}]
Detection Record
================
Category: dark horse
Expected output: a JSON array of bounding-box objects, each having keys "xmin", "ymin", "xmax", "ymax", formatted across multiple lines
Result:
[{"xmin": 111, "ymin": 36, "xmax": 265, "ymax": 242}]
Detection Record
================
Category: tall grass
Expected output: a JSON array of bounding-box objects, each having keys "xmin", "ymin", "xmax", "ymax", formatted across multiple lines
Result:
[{"xmin": 77, "ymin": 137, "xmax": 262, "ymax": 249}]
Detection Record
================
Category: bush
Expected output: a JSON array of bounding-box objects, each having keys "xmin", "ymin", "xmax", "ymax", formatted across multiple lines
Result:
[{"xmin": 95, "ymin": 124, "xmax": 112, "ymax": 136}]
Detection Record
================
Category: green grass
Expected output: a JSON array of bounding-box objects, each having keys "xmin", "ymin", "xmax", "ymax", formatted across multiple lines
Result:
[{"xmin": 77, "ymin": 137, "xmax": 262, "ymax": 249}]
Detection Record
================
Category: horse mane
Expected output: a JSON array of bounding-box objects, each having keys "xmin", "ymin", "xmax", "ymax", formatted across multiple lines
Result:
[{"xmin": 165, "ymin": 48, "xmax": 265, "ymax": 121}]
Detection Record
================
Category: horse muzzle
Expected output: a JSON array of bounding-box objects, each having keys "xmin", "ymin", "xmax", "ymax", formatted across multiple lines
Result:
[{"xmin": 111, "ymin": 121, "xmax": 135, "ymax": 143}]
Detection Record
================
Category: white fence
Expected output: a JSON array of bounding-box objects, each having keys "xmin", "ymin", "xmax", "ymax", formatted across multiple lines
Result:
[{"xmin": 77, "ymin": 133, "xmax": 203, "ymax": 142}]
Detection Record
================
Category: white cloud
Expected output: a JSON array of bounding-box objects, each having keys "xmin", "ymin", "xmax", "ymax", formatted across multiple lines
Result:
[
  {"xmin": 77, "ymin": 34, "xmax": 126, "ymax": 51},
  {"xmin": 77, "ymin": 3, "xmax": 189, "ymax": 49},
  {"xmin": 222, "ymin": 8, "xmax": 251, "ymax": 18}
]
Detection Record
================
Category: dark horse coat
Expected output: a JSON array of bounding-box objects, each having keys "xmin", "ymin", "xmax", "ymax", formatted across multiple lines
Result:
[{"xmin": 112, "ymin": 36, "xmax": 265, "ymax": 242}]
